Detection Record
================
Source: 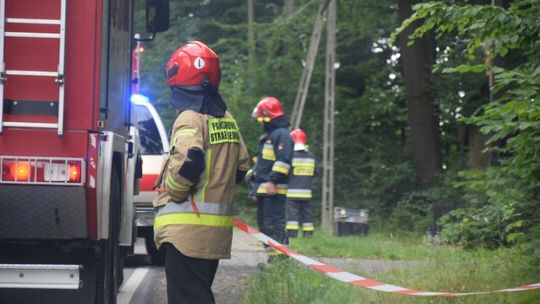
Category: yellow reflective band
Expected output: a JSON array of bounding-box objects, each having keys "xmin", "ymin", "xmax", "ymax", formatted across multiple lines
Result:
[
  {"xmin": 302, "ymin": 226, "xmax": 315, "ymax": 231},
  {"xmin": 154, "ymin": 213, "xmax": 233, "ymax": 229},
  {"xmin": 292, "ymin": 159, "xmax": 315, "ymax": 166},
  {"xmin": 272, "ymin": 164, "xmax": 290, "ymax": 175},
  {"xmin": 166, "ymin": 173, "xmax": 190, "ymax": 192},
  {"xmin": 262, "ymin": 145, "xmax": 276, "ymax": 161},
  {"xmin": 286, "ymin": 193, "xmax": 312, "ymax": 199},
  {"xmin": 286, "ymin": 224, "xmax": 299, "ymax": 230},
  {"xmin": 257, "ymin": 186, "xmax": 288, "ymax": 195},
  {"xmin": 200, "ymin": 149, "xmax": 211, "ymax": 202},
  {"xmin": 208, "ymin": 117, "xmax": 240, "ymax": 144},
  {"xmin": 173, "ymin": 128, "xmax": 198, "ymax": 145}
]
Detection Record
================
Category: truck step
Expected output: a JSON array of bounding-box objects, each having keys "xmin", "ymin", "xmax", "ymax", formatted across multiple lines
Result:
[{"xmin": 0, "ymin": 264, "xmax": 80, "ymax": 289}]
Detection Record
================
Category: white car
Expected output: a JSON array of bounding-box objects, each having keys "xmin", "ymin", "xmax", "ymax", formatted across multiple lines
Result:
[{"xmin": 131, "ymin": 94, "xmax": 169, "ymax": 265}]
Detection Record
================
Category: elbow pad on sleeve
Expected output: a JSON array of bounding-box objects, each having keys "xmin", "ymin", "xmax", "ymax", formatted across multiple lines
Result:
[{"xmin": 178, "ymin": 148, "xmax": 205, "ymax": 183}]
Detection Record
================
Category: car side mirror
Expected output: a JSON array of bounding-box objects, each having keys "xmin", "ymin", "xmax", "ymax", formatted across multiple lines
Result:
[{"xmin": 146, "ymin": 0, "xmax": 169, "ymax": 33}]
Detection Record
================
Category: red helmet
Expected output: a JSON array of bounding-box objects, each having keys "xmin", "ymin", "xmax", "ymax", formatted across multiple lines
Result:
[
  {"xmin": 290, "ymin": 129, "xmax": 307, "ymax": 144},
  {"xmin": 252, "ymin": 97, "xmax": 285, "ymax": 122},
  {"xmin": 166, "ymin": 41, "xmax": 221, "ymax": 89}
]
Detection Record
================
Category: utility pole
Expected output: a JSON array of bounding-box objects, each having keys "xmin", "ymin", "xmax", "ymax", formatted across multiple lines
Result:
[
  {"xmin": 290, "ymin": 0, "xmax": 331, "ymax": 130},
  {"xmin": 288, "ymin": 0, "xmax": 336, "ymax": 233},
  {"xmin": 321, "ymin": 0, "xmax": 335, "ymax": 233},
  {"xmin": 248, "ymin": 0, "xmax": 255, "ymax": 85}
]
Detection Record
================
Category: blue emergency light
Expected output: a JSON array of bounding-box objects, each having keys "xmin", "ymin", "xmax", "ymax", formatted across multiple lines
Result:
[{"xmin": 130, "ymin": 93, "xmax": 151, "ymax": 106}]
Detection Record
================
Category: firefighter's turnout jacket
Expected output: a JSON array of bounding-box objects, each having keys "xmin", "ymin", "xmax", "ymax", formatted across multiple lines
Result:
[
  {"xmin": 287, "ymin": 149, "xmax": 318, "ymax": 200},
  {"xmin": 253, "ymin": 117, "xmax": 294, "ymax": 196},
  {"xmin": 153, "ymin": 110, "xmax": 250, "ymax": 260}
]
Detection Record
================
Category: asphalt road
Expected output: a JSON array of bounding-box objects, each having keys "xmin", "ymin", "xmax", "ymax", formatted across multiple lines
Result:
[{"xmin": 118, "ymin": 229, "xmax": 267, "ymax": 304}]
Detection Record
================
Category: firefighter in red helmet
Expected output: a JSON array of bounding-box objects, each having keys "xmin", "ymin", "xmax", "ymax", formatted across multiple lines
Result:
[
  {"xmin": 153, "ymin": 41, "xmax": 250, "ymax": 304},
  {"xmin": 251, "ymin": 96, "xmax": 294, "ymax": 262},
  {"xmin": 286, "ymin": 128, "xmax": 319, "ymax": 238}
]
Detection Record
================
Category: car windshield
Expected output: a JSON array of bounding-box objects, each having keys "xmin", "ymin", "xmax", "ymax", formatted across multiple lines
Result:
[{"xmin": 133, "ymin": 104, "xmax": 163, "ymax": 155}]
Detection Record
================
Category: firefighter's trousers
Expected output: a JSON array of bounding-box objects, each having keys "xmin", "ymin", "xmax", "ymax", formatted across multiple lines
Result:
[
  {"xmin": 257, "ymin": 195, "xmax": 288, "ymax": 245},
  {"xmin": 163, "ymin": 243, "xmax": 219, "ymax": 304},
  {"xmin": 286, "ymin": 199, "xmax": 315, "ymax": 238}
]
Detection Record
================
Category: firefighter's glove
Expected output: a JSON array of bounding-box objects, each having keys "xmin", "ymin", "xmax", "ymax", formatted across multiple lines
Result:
[
  {"xmin": 178, "ymin": 148, "xmax": 205, "ymax": 184},
  {"xmin": 236, "ymin": 169, "xmax": 248, "ymax": 184}
]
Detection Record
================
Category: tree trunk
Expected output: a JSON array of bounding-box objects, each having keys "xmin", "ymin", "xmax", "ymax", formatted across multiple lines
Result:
[
  {"xmin": 468, "ymin": 126, "xmax": 491, "ymax": 169},
  {"xmin": 396, "ymin": 0, "xmax": 442, "ymax": 188}
]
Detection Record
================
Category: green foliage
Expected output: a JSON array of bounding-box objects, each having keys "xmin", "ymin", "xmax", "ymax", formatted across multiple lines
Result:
[
  {"xmin": 243, "ymin": 234, "xmax": 540, "ymax": 304},
  {"xmin": 389, "ymin": 174, "xmax": 464, "ymax": 233},
  {"xmin": 395, "ymin": 0, "xmax": 540, "ymax": 251}
]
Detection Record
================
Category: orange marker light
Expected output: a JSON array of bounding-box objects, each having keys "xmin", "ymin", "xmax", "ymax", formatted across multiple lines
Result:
[
  {"xmin": 68, "ymin": 163, "xmax": 81, "ymax": 183},
  {"xmin": 14, "ymin": 162, "xmax": 29, "ymax": 181}
]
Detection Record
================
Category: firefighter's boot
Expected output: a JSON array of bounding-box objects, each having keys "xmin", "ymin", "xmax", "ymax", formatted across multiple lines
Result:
[
  {"xmin": 287, "ymin": 229, "xmax": 298, "ymax": 238},
  {"xmin": 303, "ymin": 231, "xmax": 313, "ymax": 237}
]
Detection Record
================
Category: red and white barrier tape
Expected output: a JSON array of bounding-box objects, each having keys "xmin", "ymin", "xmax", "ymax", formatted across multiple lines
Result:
[{"xmin": 233, "ymin": 217, "xmax": 540, "ymax": 297}]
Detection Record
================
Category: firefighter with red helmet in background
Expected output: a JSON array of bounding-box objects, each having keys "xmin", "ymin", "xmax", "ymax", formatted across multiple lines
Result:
[
  {"xmin": 286, "ymin": 129, "xmax": 319, "ymax": 238},
  {"xmin": 251, "ymin": 97, "xmax": 294, "ymax": 262},
  {"xmin": 153, "ymin": 41, "xmax": 250, "ymax": 303}
]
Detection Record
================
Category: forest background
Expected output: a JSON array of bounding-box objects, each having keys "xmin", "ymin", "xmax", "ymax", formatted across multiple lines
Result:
[{"xmin": 134, "ymin": 0, "xmax": 540, "ymax": 256}]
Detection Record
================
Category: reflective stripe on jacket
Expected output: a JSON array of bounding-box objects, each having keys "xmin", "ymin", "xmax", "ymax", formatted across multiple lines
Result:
[
  {"xmin": 153, "ymin": 110, "xmax": 250, "ymax": 259},
  {"xmin": 287, "ymin": 150, "xmax": 317, "ymax": 200}
]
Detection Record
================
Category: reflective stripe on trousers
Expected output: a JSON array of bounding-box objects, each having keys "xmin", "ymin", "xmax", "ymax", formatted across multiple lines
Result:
[
  {"xmin": 302, "ymin": 222, "xmax": 314, "ymax": 231},
  {"xmin": 286, "ymin": 221, "xmax": 299, "ymax": 230}
]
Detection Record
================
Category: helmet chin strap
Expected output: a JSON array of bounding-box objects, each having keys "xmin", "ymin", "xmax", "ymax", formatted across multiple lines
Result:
[{"xmin": 201, "ymin": 75, "xmax": 212, "ymax": 90}]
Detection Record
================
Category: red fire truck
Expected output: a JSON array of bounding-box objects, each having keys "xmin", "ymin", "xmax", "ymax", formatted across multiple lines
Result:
[{"xmin": 0, "ymin": 0, "xmax": 169, "ymax": 303}]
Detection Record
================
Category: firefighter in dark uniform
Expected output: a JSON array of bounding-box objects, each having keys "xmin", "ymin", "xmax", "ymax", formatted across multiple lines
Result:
[
  {"xmin": 153, "ymin": 41, "xmax": 250, "ymax": 304},
  {"xmin": 286, "ymin": 129, "xmax": 318, "ymax": 237},
  {"xmin": 251, "ymin": 97, "xmax": 294, "ymax": 260}
]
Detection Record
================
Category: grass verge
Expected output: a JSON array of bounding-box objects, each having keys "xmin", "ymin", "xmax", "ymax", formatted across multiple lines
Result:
[{"xmin": 241, "ymin": 231, "xmax": 540, "ymax": 304}]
